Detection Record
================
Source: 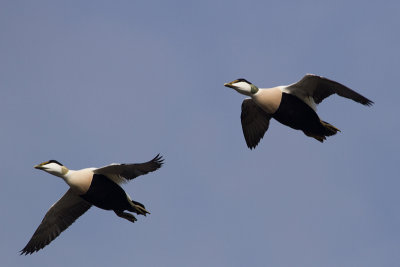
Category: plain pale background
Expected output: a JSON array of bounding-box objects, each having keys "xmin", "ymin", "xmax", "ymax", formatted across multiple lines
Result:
[{"xmin": 1, "ymin": 1, "xmax": 399, "ymax": 266}]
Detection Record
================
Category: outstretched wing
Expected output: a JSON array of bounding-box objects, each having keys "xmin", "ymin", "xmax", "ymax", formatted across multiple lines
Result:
[
  {"xmin": 21, "ymin": 189, "xmax": 91, "ymax": 255},
  {"xmin": 94, "ymin": 154, "xmax": 164, "ymax": 183},
  {"xmin": 286, "ymin": 74, "xmax": 373, "ymax": 106},
  {"xmin": 241, "ymin": 99, "xmax": 272, "ymax": 149}
]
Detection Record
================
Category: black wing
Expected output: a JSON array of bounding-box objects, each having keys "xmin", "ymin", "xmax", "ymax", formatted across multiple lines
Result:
[
  {"xmin": 288, "ymin": 74, "xmax": 373, "ymax": 106},
  {"xmin": 21, "ymin": 189, "xmax": 91, "ymax": 255},
  {"xmin": 94, "ymin": 154, "xmax": 164, "ymax": 181},
  {"xmin": 241, "ymin": 99, "xmax": 272, "ymax": 149}
]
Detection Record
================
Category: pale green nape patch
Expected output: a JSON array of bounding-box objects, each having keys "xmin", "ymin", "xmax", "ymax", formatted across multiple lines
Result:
[
  {"xmin": 61, "ymin": 166, "xmax": 69, "ymax": 175},
  {"xmin": 250, "ymin": 84, "xmax": 259, "ymax": 94}
]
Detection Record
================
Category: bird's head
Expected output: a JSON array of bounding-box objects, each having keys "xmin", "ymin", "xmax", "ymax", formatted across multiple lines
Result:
[
  {"xmin": 224, "ymin": 79, "xmax": 259, "ymax": 96},
  {"xmin": 34, "ymin": 160, "xmax": 69, "ymax": 177}
]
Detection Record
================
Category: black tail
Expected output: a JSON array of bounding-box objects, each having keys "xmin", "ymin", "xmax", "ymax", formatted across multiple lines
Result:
[{"xmin": 304, "ymin": 120, "xmax": 340, "ymax": 142}]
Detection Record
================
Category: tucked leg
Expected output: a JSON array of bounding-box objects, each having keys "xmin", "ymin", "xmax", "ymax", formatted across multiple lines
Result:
[
  {"xmin": 114, "ymin": 210, "xmax": 137, "ymax": 223},
  {"xmin": 129, "ymin": 200, "xmax": 150, "ymax": 216}
]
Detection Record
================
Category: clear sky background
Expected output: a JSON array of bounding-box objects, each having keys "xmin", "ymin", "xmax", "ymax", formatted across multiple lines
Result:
[{"xmin": 1, "ymin": 1, "xmax": 399, "ymax": 266}]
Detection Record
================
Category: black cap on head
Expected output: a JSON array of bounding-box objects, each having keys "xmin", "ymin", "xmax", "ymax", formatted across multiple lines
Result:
[
  {"xmin": 47, "ymin": 160, "xmax": 63, "ymax": 166},
  {"xmin": 235, "ymin": 78, "xmax": 251, "ymax": 84}
]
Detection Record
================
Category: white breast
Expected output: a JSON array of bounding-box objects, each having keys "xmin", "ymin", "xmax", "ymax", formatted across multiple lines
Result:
[
  {"xmin": 252, "ymin": 87, "xmax": 283, "ymax": 114},
  {"xmin": 65, "ymin": 168, "xmax": 95, "ymax": 194}
]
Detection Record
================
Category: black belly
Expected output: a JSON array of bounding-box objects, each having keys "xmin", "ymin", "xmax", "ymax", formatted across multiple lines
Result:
[
  {"xmin": 273, "ymin": 93, "xmax": 325, "ymax": 134},
  {"xmin": 80, "ymin": 174, "xmax": 130, "ymax": 211}
]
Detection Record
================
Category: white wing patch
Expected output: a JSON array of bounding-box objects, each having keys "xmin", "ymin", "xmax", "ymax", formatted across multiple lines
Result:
[
  {"xmin": 281, "ymin": 86, "xmax": 317, "ymax": 111},
  {"xmin": 104, "ymin": 173, "xmax": 127, "ymax": 185},
  {"xmin": 303, "ymin": 95, "xmax": 317, "ymax": 111}
]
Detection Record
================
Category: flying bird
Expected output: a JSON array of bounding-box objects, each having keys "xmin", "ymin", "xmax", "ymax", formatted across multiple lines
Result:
[
  {"xmin": 224, "ymin": 74, "xmax": 373, "ymax": 149},
  {"xmin": 21, "ymin": 154, "xmax": 164, "ymax": 255}
]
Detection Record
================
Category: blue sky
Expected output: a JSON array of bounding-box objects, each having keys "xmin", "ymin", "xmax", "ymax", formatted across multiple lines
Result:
[{"xmin": 1, "ymin": 0, "xmax": 399, "ymax": 266}]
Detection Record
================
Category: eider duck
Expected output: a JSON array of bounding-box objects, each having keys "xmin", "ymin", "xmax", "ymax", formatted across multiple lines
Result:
[
  {"xmin": 21, "ymin": 154, "xmax": 164, "ymax": 255},
  {"xmin": 224, "ymin": 74, "xmax": 373, "ymax": 149}
]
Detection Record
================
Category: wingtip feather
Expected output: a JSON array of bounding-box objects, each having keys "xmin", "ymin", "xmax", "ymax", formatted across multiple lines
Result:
[
  {"xmin": 364, "ymin": 99, "xmax": 374, "ymax": 106},
  {"xmin": 153, "ymin": 153, "xmax": 165, "ymax": 166}
]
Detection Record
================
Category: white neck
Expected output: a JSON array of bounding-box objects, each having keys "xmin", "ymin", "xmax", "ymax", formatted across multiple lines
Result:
[
  {"xmin": 233, "ymin": 82, "xmax": 252, "ymax": 96},
  {"xmin": 61, "ymin": 169, "xmax": 74, "ymax": 182}
]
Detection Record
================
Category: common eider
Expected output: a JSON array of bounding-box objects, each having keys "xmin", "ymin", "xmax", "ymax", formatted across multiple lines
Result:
[
  {"xmin": 224, "ymin": 74, "xmax": 373, "ymax": 149},
  {"xmin": 21, "ymin": 154, "xmax": 164, "ymax": 255}
]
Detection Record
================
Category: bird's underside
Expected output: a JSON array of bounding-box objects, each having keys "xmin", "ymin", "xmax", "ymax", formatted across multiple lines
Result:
[{"xmin": 272, "ymin": 92, "xmax": 340, "ymax": 142}]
